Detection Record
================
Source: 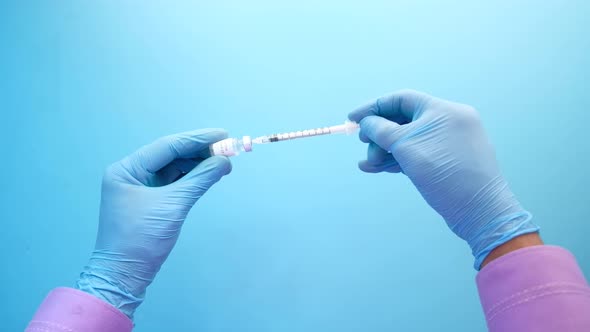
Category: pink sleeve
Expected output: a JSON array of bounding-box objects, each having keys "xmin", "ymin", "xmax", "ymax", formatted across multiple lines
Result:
[
  {"xmin": 476, "ymin": 245, "xmax": 590, "ymax": 332},
  {"xmin": 26, "ymin": 287, "xmax": 133, "ymax": 332}
]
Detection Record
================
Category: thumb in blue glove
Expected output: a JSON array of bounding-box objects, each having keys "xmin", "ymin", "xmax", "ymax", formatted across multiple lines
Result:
[
  {"xmin": 76, "ymin": 129, "xmax": 232, "ymax": 319},
  {"xmin": 349, "ymin": 90, "xmax": 539, "ymax": 270}
]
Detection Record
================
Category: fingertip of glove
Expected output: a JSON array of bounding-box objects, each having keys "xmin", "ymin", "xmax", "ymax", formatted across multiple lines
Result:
[
  {"xmin": 358, "ymin": 160, "xmax": 403, "ymax": 174},
  {"xmin": 358, "ymin": 116, "xmax": 375, "ymax": 132},
  {"xmin": 208, "ymin": 156, "xmax": 233, "ymax": 176},
  {"xmin": 182, "ymin": 128, "xmax": 229, "ymax": 142},
  {"xmin": 358, "ymin": 160, "xmax": 380, "ymax": 173},
  {"xmin": 347, "ymin": 112, "xmax": 359, "ymax": 122},
  {"xmin": 359, "ymin": 115, "xmax": 382, "ymax": 125},
  {"xmin": 358, "ymin": 131, "xmax": 371, "ymax": 143},
  {"xmin": 202, "ymin": 128, "xmax": 230, "ymax": 141}
]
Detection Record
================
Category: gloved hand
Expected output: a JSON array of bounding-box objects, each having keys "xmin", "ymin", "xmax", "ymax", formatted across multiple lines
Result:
[
  {"xmin": 76, "ymin": 129, "xmax": 232, "ymax": 319},
  {"xmin": 349, "ymin": 90, "xmax": 539, "ymax": 269}
]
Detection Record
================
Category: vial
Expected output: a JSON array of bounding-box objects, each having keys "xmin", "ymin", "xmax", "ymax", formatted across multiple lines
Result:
[{"xmin": 210, "ymin": 136, "xmax": 253, "ymax": 157}]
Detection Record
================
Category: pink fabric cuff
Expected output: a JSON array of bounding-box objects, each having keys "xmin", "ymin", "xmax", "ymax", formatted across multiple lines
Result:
[
  {"xmin": 26, "ymin": 287, "xmax": 133, "ymax": 332},
  {"xmin": 476, "ymin": 245, "xmax": 590, "ymax": 331}
]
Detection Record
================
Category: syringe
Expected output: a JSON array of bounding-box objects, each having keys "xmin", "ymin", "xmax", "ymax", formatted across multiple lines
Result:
[
  {"xmin": 209, "ymin": 120, "xmax": 359, "ymax": 157},
  {"xmin": 252, "ymin": 120, "xmax": 359, "ymax": 144}
]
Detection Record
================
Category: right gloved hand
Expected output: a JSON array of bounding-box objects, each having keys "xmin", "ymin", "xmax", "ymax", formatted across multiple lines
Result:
[{"xmin": 348, "ymin": 90, "xmax": 539, "ymax": 269}]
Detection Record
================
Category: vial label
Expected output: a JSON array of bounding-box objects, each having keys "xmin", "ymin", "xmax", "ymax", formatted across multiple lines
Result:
[{"xmin": 210, "ymin": 138, "xmax": 237, "ymax": 156}]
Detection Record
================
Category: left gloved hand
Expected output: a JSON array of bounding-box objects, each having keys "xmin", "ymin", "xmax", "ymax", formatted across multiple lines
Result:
[{"xmin": 76, "ymin": 129, "xmax": 232, "ymax": 319}]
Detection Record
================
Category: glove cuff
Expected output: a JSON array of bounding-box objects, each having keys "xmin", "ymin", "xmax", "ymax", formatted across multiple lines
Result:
[
  {"xmin": 470, "ymin": 211, "xmax": 540, "ymax": 270},
  {"xmin": 76, "ymin": 269, "xmax": 144, "ymax": 320}
]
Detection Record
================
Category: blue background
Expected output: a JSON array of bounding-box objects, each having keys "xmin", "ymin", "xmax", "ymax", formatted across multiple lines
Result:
[{"xmin": 1, "ymin": 1, "xmax": 589, "ymax": 331}]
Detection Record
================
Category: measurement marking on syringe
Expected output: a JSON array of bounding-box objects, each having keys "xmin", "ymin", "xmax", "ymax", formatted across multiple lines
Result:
[
  {"xmin": 250, "ymin": 120, "xmax": 359, "ymax": 145},
  {"xmin": 273, "ymin": 127, "xmax": 337, "ymax": 141}
]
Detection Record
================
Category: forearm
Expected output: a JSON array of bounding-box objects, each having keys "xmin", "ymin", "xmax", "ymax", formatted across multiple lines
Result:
[{"xmin": 477, "ymin": 243, "xmax": 590, "ymax": 331}]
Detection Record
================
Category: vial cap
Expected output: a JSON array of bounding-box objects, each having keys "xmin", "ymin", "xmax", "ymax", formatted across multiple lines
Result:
[{"xmin": 243, "ymin": 136, "xmax": 252, "ymax": 152}]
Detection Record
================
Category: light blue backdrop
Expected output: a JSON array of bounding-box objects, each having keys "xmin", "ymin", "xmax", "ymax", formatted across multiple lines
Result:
[{"xmin": 1, "ymin": 1, "xmax": 589, "ymax": 331}]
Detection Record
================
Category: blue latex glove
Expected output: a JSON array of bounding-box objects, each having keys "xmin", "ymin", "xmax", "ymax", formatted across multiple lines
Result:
[
  {"xmin": 348, "ymin": 90, "xmax": 539, "ymax": 269},
  {"xmin": 76, "ymin": 129, "xmax": 232, "ymax": 319}
]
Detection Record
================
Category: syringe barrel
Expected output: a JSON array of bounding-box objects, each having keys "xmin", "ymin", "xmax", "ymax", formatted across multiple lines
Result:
[
  {"xmin": 254, "ymin": 120, "xmax": 359, "ymax": 145},
  {"xmin": 219, "ymin": 120, "xmax": 359, "ymax": 154},
  {"xmin": 270, "ymin": 127, "xmax": 331, "ymax": 142}
]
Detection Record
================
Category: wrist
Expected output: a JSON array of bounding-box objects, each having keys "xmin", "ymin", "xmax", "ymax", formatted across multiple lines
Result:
[
  {"xmin": 481, "ymin": 232, "xmax": 543, "ymax": 268},
  {"xmin": 468, "ymin": 210, "xmax": 539, "ymax": 271},
  {"xmin": 77, "ymin": 268, "xmax": 144, "ymax": 320},
  {"xmin": 448, "ymin": 175, "xmax": 540, "ymax": 270},
  {"xmin": 470, "ymin": 210, "xmax": 540, "ymax": 270}
]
